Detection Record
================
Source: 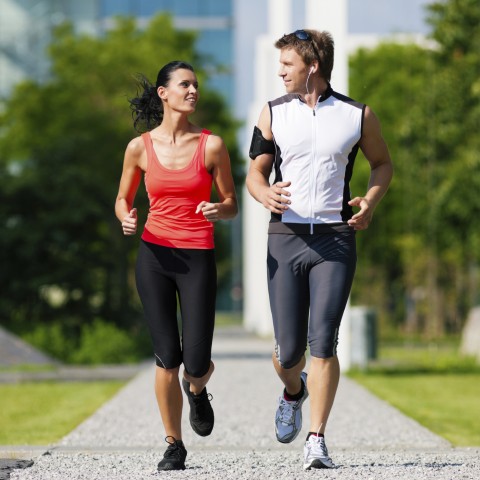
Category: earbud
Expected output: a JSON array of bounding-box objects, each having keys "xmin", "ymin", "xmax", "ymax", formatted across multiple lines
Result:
[{"xmin": 306, "ymin": 66, "xmax": 314, "ymax": 94}]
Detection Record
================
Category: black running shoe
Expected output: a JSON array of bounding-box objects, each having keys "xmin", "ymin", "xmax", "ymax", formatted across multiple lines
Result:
[
  {"xmin": 157, "ymin": 437, "xmax": 187, "ymax": 471},
  {"xmin": 182, "ymin": 377, "xmax": 214, "ymax": 436}
]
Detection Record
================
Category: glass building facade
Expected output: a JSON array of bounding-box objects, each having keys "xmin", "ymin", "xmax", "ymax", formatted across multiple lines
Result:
[
  {"xmin": 0, "ymin": 0, "xmax": 234, "ymax": 102},
  {"xmin": 100, "ymin": 0, "xmax": 233, "ymax": 100}
]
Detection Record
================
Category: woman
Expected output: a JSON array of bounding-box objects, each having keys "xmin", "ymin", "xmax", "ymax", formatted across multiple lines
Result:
[{"xmin": 115, "ymin": 60, "xmax": 238, "ymax": 471}]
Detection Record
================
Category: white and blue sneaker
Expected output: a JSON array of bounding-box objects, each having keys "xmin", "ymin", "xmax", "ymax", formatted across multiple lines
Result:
[
  {"xmin": 275, "ymin": 371, "xmax": 309, "ymax": 443},
  {"xmin": 303, "ymin": 434, "xmax": 335, "ymax": 470}
]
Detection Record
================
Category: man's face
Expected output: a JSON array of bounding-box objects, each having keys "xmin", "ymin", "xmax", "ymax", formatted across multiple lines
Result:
[{"xmin": 278, "ymin": 47, "xmax": 309, "ymax": 94}]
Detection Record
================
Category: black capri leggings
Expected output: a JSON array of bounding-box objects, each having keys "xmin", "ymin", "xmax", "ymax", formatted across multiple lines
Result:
[{"xmin": 135, "ymin": 240, "xmax": 217, "ymax": 378}]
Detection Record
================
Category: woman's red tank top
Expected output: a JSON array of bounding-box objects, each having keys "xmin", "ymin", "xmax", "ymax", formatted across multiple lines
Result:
[{"xmin": 140, "ymin": 129, "xmax": 214, "ymax": 249}]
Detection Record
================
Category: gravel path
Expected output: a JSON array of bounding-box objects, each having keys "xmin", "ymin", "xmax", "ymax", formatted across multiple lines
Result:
[{"xmin": 6, "ymin": 327, "xmax": 480, "ymax": 479}]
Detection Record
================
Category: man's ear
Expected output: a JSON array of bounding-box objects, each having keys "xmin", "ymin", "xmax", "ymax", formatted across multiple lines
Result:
[{"xmin": 309, "ymin": 61, "xmax": 319, "ymax": 74}]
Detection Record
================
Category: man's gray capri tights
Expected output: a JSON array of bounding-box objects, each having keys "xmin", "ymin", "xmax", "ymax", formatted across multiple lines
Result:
[{"xmin": 267, "ymin": 230, "xmax": 356, "ymax": 368}]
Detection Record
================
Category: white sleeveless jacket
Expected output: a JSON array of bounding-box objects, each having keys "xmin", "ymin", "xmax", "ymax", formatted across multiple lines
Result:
[{"xmin": 268, "ymin": 85, "xmax": 365, "ymax": 234}]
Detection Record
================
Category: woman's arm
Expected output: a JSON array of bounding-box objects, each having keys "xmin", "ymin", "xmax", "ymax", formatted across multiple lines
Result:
[
  {"xmin": 115, "ymin": 136, "xmax": 145, "ymax": 235},
  {"xmin": 199, "ymin": 135, "xmax": 238, "ymax": 222}
]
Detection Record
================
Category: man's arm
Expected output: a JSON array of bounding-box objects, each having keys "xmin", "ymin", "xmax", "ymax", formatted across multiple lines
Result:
[
  {"xmin": 246, "ymin": 104, "xmax": 291, "ymax": 214},
  {"xmin": 348, "ymin": 106, "xmax": 393, "ymax": 230}
]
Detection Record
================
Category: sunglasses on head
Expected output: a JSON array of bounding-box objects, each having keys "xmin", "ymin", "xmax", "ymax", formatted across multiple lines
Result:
[
  {"xmin": 286, "ymin": 30, "xmax": 320, "ymax": 64},
  {"xmin": 293, "ymin": 29, "xmax": 311, "ymax": 41}
]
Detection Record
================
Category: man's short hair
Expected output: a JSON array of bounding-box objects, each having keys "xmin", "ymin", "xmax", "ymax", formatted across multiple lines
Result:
[{"xmin": 275, "ymin": 29, "xmax": 334, "ymax": 82}]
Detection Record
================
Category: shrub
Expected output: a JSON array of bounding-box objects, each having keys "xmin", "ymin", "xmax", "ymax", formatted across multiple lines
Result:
[
  {"xmin": 23, "ymin": 321, "xmax": 75, "ymax": 361},
  {"xmin": 22, "ymin": 319, "xmax": 147, "ymax": 364},
  {"xmin": 71, "ymin": 318, "xmax": 139, "ymax": 364}
]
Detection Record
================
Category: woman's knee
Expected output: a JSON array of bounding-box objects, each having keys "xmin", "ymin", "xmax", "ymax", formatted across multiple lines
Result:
[
  {"xmin": 155, "ymin": 364, "xmax": 180, "ymax": 379},
  {"xmin": 184, "ymin": 358, "xmax": 214, "ymax": 379}
]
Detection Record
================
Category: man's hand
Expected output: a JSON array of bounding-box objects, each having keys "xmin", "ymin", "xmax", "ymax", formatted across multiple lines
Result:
[
  {"xmin": 261, "ymin": 181, "xmax": 291, "ymax": 214},
  {"xmin": 347, "ymin": 197, "xmax": 373, "ymax": 230},
  {"xmin": 122, "ymin": 208, "xmax": 137, "ymax": 235}
]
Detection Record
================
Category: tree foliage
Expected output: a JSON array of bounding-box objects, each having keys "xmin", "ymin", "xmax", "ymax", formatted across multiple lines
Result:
[
  {"xmin": 349, "ymin": 0, "xmax": 480, "ymax": 338},
  {"xmin": 0, "ymin": 14, "xmax": 242, "ymax": 353}
]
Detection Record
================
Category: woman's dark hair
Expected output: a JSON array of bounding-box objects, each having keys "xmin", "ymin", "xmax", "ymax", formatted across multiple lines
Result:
[{"xmin": 129, "ymin": 60, "xmax": 194, "ymax": 132}]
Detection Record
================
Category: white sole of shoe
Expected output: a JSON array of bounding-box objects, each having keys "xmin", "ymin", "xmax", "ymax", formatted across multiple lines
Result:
[{"xmin": 304, "ymin": 459, "xmax": 334, "ymax": 470}]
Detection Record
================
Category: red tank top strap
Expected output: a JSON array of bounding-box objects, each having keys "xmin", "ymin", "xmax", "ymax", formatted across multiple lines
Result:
[
  {"xmin": 141, "ymin": 132, "xmax": 155, "ymax": 168},
  {"xmin": 194, "ymin": 129, "xmax": 211, "ymax": 170}
]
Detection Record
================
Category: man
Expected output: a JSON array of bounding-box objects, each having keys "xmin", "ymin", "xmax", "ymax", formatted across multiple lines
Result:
[{"xmin": 246, "ymin": 29, "xmax": 393, "ymax": 470}]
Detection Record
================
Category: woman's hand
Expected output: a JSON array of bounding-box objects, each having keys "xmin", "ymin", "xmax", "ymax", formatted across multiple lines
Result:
[
  {"xmin": 122, "ymin": 208, "xmax": 137, "ymax": 235},
  {"xmin": 196, "ymin": 202, "xmax": 221, "ymax": 222}
]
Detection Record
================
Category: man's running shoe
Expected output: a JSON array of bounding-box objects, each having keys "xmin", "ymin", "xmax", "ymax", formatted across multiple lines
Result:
[
  {"xmin": 303, "ymin": 434, "xmax": 335, "ymax": 470},
  {"xmin": 157, "ymin": 437, "xmax": 187, "ymax": 471},
  {"xmin": 275, "ymin": 371, "xmax": 309, "ymax": 443},
  {"xmin": 182, "ymin": 378, "xmax": 214, "ymax": 436}
]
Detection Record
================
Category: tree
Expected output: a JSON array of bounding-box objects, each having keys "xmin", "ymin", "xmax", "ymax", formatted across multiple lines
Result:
[
  {"xmin": 0, "ymin": 14, "xmax": 242, "ymax": 357},
  {"xmin": 349, "ymin": 0, "xmax": 480, "ymax": 338},
  {"xmin": 426, "ymin": 0, "xmax": 480, "ymax": 331},
  {"xmin": 349, "ymin": 42, "xmax": 436, "ymax": 335}
]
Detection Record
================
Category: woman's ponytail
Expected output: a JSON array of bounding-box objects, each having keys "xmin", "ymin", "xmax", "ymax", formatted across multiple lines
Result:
[{"xmin": 129, "ymin": 74, "xmax": 163, "ymax": 133}]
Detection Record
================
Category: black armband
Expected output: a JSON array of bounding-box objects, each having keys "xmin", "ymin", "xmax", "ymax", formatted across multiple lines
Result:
[{"xmin": 249, "ymin": 126, "xmax": 275, "ymax": 159}]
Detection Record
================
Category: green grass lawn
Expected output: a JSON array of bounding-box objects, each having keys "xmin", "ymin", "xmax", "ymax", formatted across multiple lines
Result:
[
  {"xmin": 215, "ymin": 311, "xmax": 243, "ymax": 326},
  {"xmin": 350, "ymin": 372, "xmax": 480, "ymax": 446},
  {"xmin": 349, "ymin": 342, "xmax": 480, "ymax": 446},
  {"xmin": 0, "ymin": 381, "xmax": 124, "ymax": 444},
  {"xmin": 0, "ymin": 311, "xmax": 241, "ymax": 446}
]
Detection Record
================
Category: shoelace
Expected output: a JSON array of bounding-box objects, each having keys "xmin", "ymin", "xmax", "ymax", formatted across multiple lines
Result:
[
  {"xmin": 192, "ymin": 392, "xmax": 213, "ymax": 417},
  {"xmin": 163, "ymin": 436, "xmax": 184, "ymax": 459},
  {"xmin": 278, "ymin": 397, "xmax": 296, "ymax": 424},
  {"xmin": 308, "ymin": 435, "xmax": 329, "ymax": 458}
]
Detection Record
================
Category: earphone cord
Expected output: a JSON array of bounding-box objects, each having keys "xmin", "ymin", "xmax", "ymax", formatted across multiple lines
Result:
[{"xmin": 305, "ymin": 69, "xmax": 312, "ymax": 95}]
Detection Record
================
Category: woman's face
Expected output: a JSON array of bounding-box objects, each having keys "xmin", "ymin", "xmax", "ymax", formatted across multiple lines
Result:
[{"xmin": 157, "ymin": 68, "xmax": 199, "ymax": 114}]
